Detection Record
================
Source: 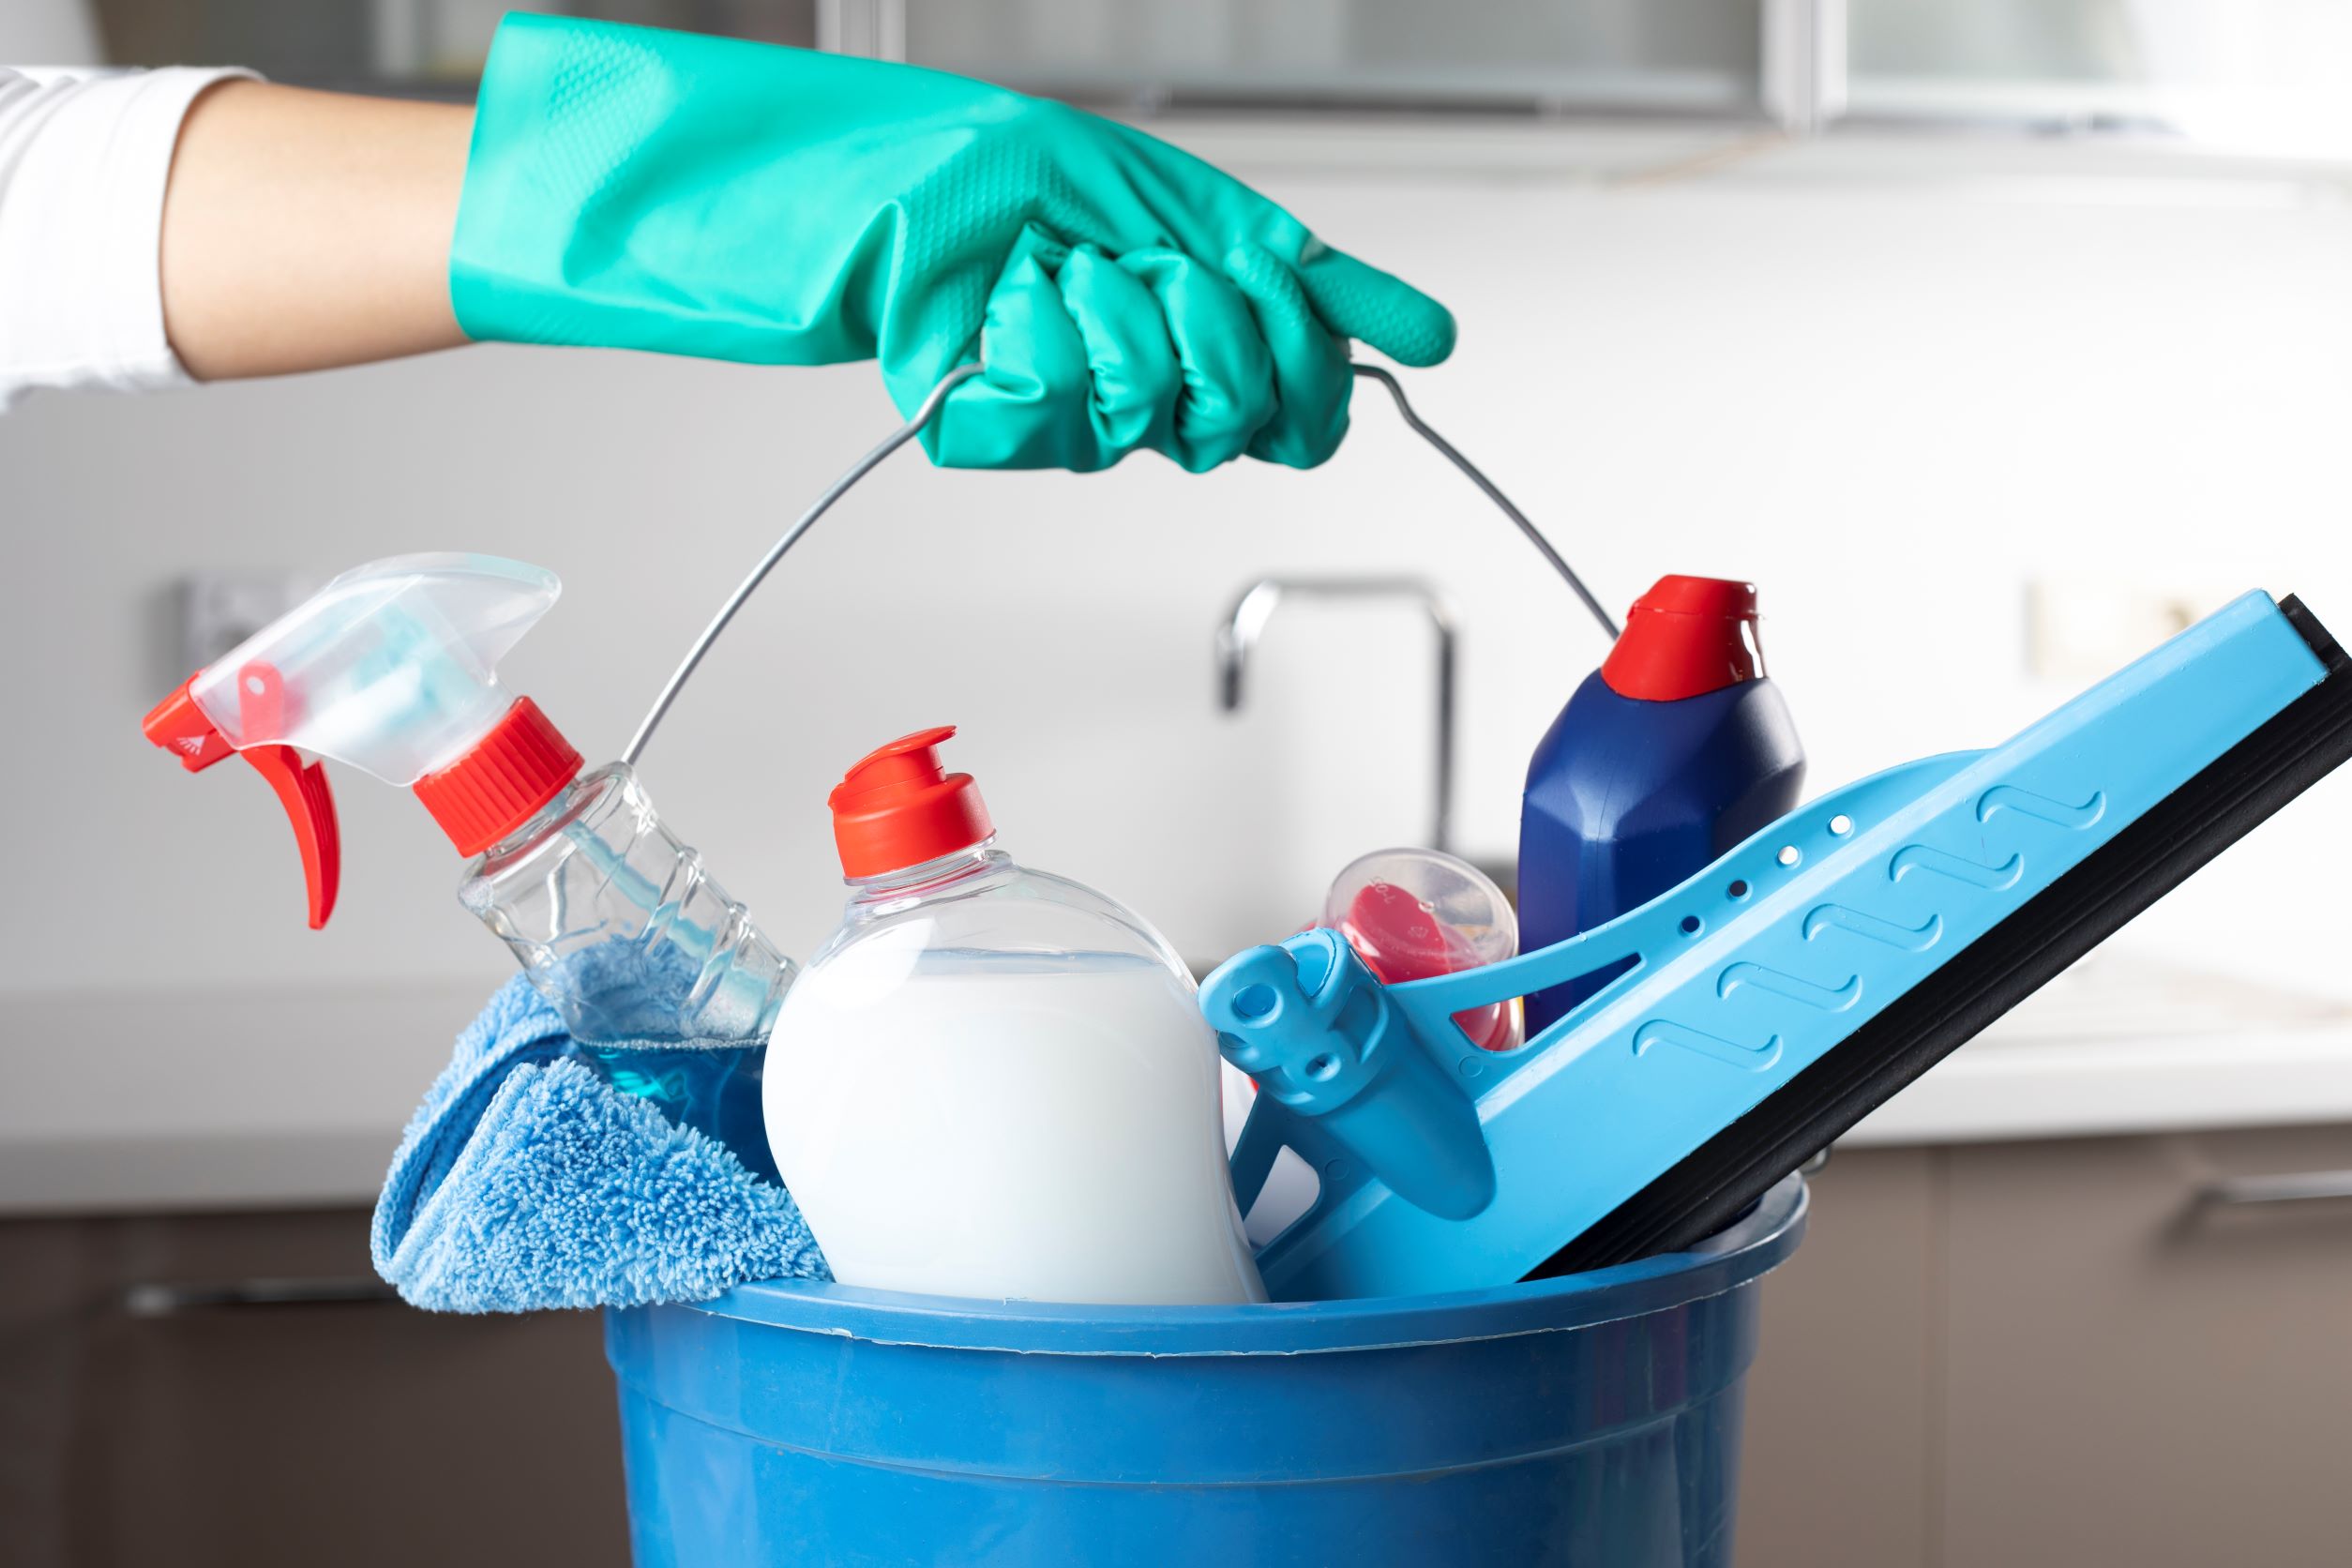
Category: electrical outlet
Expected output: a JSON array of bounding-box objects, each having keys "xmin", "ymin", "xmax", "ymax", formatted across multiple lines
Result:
[
  {"xmin": 2024, "ymin": 578, "xmax": 2235, "ymax": 686},
  {"xmin": 172, "ymin": 574, "xmax": 314, "ymax": 680}
]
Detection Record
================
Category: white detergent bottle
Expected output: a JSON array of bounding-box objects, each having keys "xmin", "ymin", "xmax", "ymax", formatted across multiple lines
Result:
[{"xmin": 764, "ymin": 727, "xmax": 1265, "ymax": 1306}]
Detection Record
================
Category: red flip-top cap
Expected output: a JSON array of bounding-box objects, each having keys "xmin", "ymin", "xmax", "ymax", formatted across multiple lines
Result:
[
  {"xmin": 1599, "ymin": 575, "xmax": 1765, "ymax": 701},
  {"xmin": 830, "ymin": 726, "xmax": 994, "ymax": 879},
  {"xmin": 413, "ymin": 698, "xmax": 582, "ymax": 856}
]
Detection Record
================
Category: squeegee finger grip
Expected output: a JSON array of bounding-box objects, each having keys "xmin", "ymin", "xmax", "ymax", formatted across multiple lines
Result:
[{"xmin": 1206, "ymin": 930, "xmax": 1496, "ymax": 1222}]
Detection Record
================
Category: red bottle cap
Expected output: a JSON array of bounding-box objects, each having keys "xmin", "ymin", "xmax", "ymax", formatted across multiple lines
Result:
[
  {"xmin": 830, "ymin": 726, "xmax": 995, "ymax": 879},
  {"xmin": 1599, "ymin": 575, "xmax": 1766, "ymax": 701},
  {"xmin": 412, "ymin": 698, "xmax": 583, "ymax": 856}
]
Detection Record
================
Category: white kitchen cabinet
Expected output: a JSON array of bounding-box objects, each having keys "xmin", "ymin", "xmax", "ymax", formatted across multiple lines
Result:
[
  {"xmin": 895, "ymin": 0, "xmax": 1764, "ymax": 113},
  {"xmin": 1847, "ymin": 0, "xmax": 2352, "ymax": 151}
]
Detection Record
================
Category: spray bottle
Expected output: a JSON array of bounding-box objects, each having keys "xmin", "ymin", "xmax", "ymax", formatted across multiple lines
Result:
[
  {"xmin": 1517, "ymin": 575, "xmax": 1806, "ymax": 1036},
  {"xmin": 142, "ymin": 554, "xmax": 793, "ymax": 1175}
]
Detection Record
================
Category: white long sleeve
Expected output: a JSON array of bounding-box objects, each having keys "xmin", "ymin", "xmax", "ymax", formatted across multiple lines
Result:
[{"xmin": 0, "ymin": 66, "xmax": 254, "ymax": 411}]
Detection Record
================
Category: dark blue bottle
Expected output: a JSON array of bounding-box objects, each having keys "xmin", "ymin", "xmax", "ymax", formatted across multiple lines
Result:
[{"xmin": 1518, "ymin": 576, "xmax": 1805, "ymax": 1036}]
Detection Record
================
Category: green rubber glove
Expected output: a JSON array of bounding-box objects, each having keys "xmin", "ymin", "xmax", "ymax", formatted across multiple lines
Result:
[{"xmin": 450, "ymin": 16, "xmax": 1454, "ymax": 472}]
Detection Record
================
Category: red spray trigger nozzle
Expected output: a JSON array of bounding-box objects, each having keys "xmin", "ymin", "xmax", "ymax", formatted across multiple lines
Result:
[
  {"xmin": 143, "ymin": 678, "xmax": 236, "ymax": 774},
  {"xmin": 238, "ymin": 745, "xmax": 340, "ymax": 929},
  {"xmin": 143, "ymin": 668, "xmax": 342, "ymax": 930}
]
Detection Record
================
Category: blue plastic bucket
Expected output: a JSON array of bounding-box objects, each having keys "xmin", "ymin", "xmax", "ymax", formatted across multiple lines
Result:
[{"xmin": 608, "ymin": 1173, "xmax": 1805, "ymax": 1567}]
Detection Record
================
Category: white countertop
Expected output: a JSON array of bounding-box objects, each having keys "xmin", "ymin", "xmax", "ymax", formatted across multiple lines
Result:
[
  {"xmin": 0, "ymin": 979, "xmax": 490, "ymax": 1217},
  {"xmin": 6, "ymin": 957, "xmax": 2351, "ymax": 1217},
  {"xmin": 1841, "ymin": 956, "xmax": 2352, "ymax": 1146}
]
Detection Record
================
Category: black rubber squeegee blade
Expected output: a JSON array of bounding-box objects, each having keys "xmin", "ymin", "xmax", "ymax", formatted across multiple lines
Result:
[{"xmin": 1535, "ymin": 596, "xmax": 2352, "ymax": 1277}]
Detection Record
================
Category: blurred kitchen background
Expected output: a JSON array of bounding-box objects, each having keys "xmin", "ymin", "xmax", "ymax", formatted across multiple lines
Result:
[{"xmin": 6, "ymin": 4, "xmax": 2352, "ymax": 1566}]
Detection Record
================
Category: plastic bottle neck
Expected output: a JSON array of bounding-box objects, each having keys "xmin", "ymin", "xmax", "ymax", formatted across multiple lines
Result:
[
  {"xmin": 845, "ymin": 838, "xmax": 1004, "ymax": 903},
  {"xmin": 469, "ymin": 762, "xmax": 615, "ymax": 868}
]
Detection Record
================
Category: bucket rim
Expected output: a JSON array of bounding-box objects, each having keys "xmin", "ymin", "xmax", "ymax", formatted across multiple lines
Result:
[{"xmin": 674, "ymin": 1173, "xmax": 1806, "ymax": 1357}]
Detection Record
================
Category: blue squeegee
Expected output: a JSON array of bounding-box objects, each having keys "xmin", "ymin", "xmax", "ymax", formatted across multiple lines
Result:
[{"xmin": 1203, "ymin": 590, "xmax": 2352, "ymax": 1302}]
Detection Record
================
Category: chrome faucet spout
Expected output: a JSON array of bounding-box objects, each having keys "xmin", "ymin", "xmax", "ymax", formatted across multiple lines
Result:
[{"xmin": 1214, "ymin": 576, "xmax": 1460, "ymax": 855}]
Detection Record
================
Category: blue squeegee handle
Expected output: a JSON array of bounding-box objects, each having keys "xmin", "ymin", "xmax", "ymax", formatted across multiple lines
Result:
[{"xmin": 1538, "ymin": 595, "xmax": 2352, "ymax": 1274}]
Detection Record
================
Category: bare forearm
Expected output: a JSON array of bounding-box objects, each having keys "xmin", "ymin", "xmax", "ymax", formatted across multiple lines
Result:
[{"xmin": 159, "ymin": 81, "xmax": 473, "ymax": 381}]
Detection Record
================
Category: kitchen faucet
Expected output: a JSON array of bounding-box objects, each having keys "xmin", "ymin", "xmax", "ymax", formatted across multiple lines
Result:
[{"xmin": 1214, "ymin": 576, "xmax": 1458, "ymax": 856}]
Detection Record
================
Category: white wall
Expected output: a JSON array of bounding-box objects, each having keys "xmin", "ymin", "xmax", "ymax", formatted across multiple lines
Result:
[{"xmin": 8, "ymin": 124, "xmax": 2351, "ymax": 1013}]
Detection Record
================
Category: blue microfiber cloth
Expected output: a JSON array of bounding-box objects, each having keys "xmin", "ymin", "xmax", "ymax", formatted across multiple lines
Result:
[{"xmin": 371, "ymin": 973, "xmax": 828, "ymax": 1313}]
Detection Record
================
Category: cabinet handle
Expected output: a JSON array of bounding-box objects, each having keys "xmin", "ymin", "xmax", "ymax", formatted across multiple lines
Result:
[
  {"xmin": 2195, "ymin": 1169, "xmax": 2352, "ymax": 1208},
  {"xmin": 121, "ymin": 1276, "xmax": 401, "ymax": 1318}
]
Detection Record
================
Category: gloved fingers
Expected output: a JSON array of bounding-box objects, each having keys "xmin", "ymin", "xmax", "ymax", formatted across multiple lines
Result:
[
  {"xmin": 1223, "ymin": 242, "xmax": 1352, "ymax": 470},
  {"xmin": 926, "ymin": 227, "xmax": 1107, "ymax": 470},
  {"xmin": 1054, "ymin": 243, "xmax": 1183, "ymax": 461},
  {"xmin": 1292, "ymin": 243, "xmax": 1457, "ymax": 369},
  {"xmin": 914, "ymin": 228, "xmax": 1328, "ymax": 474},
  {"xmin": 1120, "ymin": 248, "xmax": 1279, "ymax": 474}
]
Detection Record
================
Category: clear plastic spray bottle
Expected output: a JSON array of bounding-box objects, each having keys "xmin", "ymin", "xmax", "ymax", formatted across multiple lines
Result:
[{"xmin": 143, "ymin": 554, "xmax": 792, "ymax": 1174}]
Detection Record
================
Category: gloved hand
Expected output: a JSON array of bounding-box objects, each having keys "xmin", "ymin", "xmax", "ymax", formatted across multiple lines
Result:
[{"xmin": 450, "ymin": 16, "xmax": 1454, "ymax": 472}]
